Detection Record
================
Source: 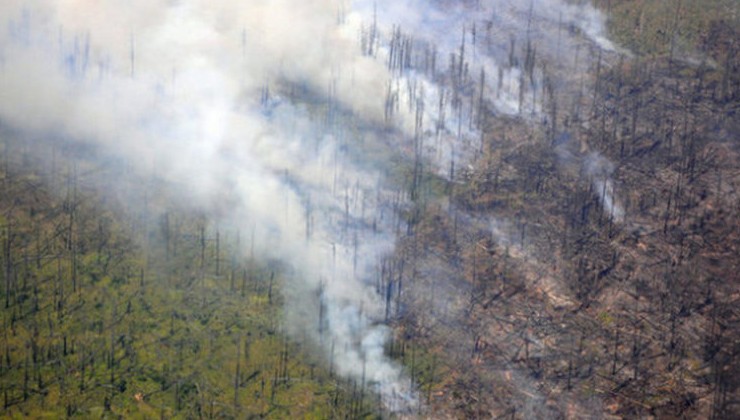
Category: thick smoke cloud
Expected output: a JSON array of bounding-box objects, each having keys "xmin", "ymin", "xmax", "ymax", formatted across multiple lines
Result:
[
  {"xmin": 0, "ymin": 0, "xmax": 415, "ymax": 409},
  {"xmin": 0, "ymin": 0, "xmax": 616, "ymax": 413}
]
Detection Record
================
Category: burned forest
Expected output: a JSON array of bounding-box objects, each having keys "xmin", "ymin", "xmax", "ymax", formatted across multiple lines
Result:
[{"xmin": 0, "ymin": 0, "xmax": 738, "ymax": 418}]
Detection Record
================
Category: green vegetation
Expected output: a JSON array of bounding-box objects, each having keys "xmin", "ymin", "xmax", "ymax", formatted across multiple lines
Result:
[
  {"xmin": 0, "ymin": 140, "xmax": 379, "ymax": 419},
  {"xmin": 595, "ymin": 0, "xmax": 739, "ymax": 59}
]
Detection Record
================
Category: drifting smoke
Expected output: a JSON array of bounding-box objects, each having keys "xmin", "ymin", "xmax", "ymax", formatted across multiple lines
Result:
[
  {"xmin": 353, "ymin": 0, "xmax": 616, "ymax": 178},
  {"xmin": 0, "ymin": 0, "xmax": 414, "ymax": 410},
  {"xmin": 0, "ymin": 0, "xmax": 616, "ymax": 413},
  {"xmin": 556, "ymin": 132, "xmax": 625, "ymax": 224},
  {"xmin": 585, "ymin": 152, "xmax": 625, "ymax": 223}
]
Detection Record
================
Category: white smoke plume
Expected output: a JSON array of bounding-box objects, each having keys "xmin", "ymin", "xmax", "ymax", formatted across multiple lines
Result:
[
  {"xmin": 0, "ymin": 0, "xmax": 416, "ymax": 410},
  {"xmin": 585, "ymin": 152, "xmax": 625, "ymax": 223},
  {"xmin": 556, "ymin": 134, "xmax": 625, "ymax": 224},
  {"xmin": 0, "ymin": 0, "xmax": 616, "ymax": 414}
]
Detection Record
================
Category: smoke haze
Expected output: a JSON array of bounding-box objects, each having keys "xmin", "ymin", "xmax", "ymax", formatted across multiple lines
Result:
[{"xmin": 0, "ymin": 0, "xmax": 616, "ymax": 412}]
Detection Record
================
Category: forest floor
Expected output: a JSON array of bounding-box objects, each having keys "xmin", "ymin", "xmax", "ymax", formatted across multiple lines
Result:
[{"xmin": 390, "ymin": 1, "xmax": 740, "ymax": 418}]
